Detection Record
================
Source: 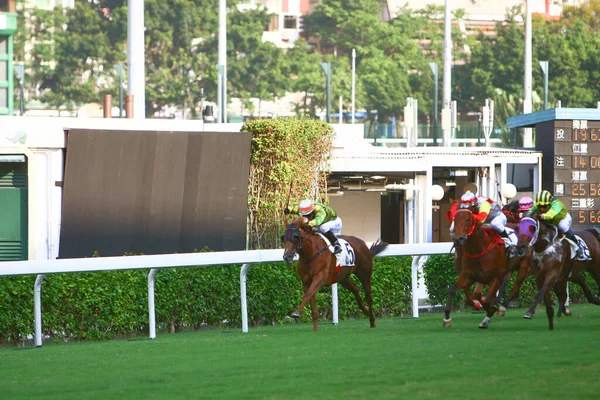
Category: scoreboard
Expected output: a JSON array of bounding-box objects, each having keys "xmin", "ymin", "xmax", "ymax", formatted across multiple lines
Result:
[{"xmin": 551, "ymin": 120, "xmax": 600, "ymax": 229}]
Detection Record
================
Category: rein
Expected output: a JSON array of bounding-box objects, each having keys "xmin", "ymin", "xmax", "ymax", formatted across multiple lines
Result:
[
  {"xmin": 455, "ymin": 209, "xmax": 503, "ymax": 259},
  {"xmin": 463, "ymin": 229, "xmax": 504, "ymax": 259}
]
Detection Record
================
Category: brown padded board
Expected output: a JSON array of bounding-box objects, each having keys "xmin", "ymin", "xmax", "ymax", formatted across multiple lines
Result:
[{"xmin": 59, "ymin": 129, "xmax": 251, "ymax": 258}]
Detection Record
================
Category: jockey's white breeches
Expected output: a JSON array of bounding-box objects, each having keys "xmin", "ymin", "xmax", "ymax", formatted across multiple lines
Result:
[
  {"xmin": 557, "ymin": 213, "xmax": 572, "ymax": 234},
  {"xmin": 488, "ymin": 212, "xmax": 507, "ymax": 234},
  {"xmin": 316, "ymin": 217, "xmax": 343, "ymax": 235}
]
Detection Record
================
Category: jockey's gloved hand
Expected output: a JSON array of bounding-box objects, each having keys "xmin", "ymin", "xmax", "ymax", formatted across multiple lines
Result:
[{"xmin": 284, "ymin": 207, "xmax": 290, "ymax": 215}]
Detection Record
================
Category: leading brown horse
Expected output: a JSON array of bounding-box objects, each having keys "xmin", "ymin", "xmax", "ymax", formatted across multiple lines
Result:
[
  {"xmin": 282, "ymin": 217, "xmax": 389, "ymax": 331},
  {"xmin": 445, "ymin": 209, "xmax": 510, "ymax": 329}
]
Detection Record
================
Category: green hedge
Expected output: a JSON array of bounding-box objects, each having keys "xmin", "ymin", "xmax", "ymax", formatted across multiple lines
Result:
[
  {"xmin": 423, "ymin": 254, "xmax": 599, "ymax": 309},
  {"xmin": 0, "ymin": 257, "xmax": 413, "ymax": 346}
]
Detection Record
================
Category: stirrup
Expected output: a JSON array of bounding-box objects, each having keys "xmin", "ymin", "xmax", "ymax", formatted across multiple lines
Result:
[{"xmin": 333, "ymin": 244, "xmax": 342, "ymax": 255}]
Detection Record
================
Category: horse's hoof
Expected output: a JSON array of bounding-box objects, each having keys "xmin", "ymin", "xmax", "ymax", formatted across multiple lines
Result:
[
  {"xmin": 443, "ymin": 319, "xmax": 452, "ymax": 328},
  {"xmin": 472, "ymin": 300, "xmax": 482, "ymax": 310},
  {"xmin": 291, "ymin": 311, "xmax": 301, "ymax": 319},
  {"xmin": 523, "ymin": 312, "xmax": 533, "ymax": 319},
  {"xmin": 497, "ymin": 310, "xmax": 506, "ymax": 317},
  {"xmin": 479, "ymin": 323, "xmax": 489, "ymax": 329},
  {"xmin": 564, "ymin": 308, "xmax": 572, "ymax": 316}
]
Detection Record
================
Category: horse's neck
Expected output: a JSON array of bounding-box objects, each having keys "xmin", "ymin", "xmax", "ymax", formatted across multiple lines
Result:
[
  {"xmin": 465, "ymin": 225, "xmax": 491, "ymax": 252},
  {"xmin": 298, "ymin": 234, "xmax": 323, "ymax": 261}
]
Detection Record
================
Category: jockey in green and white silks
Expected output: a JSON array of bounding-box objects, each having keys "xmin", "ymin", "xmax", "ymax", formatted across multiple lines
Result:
[
  {"xmin": 527, "ymin": 190, "xmax": 582, "ymax": 257},
  {"xmin": 285, "ymin": 199, "xmax": 343, "ymax": 254}
]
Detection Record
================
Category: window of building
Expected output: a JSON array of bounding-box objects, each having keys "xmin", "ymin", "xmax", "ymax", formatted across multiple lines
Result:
[
  {"xmin": 284, "ymin": 15, "xmax": 297, "ymax": 29},
  {"xmin": 0, "ymin": 88, "xmax": 7, "ymax": 108},
  {"xmin": 0, "ymin": 60, "xmax": 6, "ymax": 81},
  {"xmin": 267, "ymin": 15, "xmax": 279, "ymax": 32},
  {"xmin": 0, "ymin": 0, "xmax": 8, "ymax": 12}
]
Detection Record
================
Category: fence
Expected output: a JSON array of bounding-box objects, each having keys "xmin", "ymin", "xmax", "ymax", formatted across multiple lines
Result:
[{"xmin": 0, "ymin": 242, "xmax": 454, "ymax": 347}]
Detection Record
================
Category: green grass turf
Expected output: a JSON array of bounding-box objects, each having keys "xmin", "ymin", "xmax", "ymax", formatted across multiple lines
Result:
[{"xmin": 2, "ymin": 304, "xmax": 600, "ymax": 400}]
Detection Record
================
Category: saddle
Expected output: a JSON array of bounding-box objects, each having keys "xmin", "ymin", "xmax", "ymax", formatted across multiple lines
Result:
[
  {"xmin": 318, "ymin": 234, "xmax": 355, "ymax": 267},
  {"xmin": 564, "ymin": 236, "xmax": 592, "ymax": 261}
]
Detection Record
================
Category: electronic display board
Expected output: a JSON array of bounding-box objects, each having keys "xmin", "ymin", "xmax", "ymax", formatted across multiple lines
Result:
[{"xmin": 551, "ymin": 120, "xmax": 600, "ymax": 228}]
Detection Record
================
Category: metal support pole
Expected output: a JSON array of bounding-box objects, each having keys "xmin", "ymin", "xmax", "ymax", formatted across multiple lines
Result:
[
  {"xmin": 411, "ymin": 256, "xmax": 421, "ymax": 318},
  {"xmin": 218, "ymin": 0, "xmax": 227, "ymax": 123},
  {"xmin": 540, "ymin": 61, "xmax": 549, "ymax": 110},
  {"xmin": 34, "ymin": 275, "xmax": 46, "ymax": 347},
  {"xmin": 523, "ymin": 0, "xmax": 533, "ymax": 147},
  {"xmin": 148, "ymin": 268, "xmax": 159, "ymax": 339},
  {"xmin": 240, "ymin": 263, "xmax": 251, "ymax": 333},
  {"xmin": 442, "ymin": 0, "xmax": 452, "ymax": 146},
  {"xmin": 332, "ymin": 284, "xmax": 339, "ymax": 325},
  {"xmin": 429, "ymin": 63, "xmax": 439, "ymax": 146},
  {"xmin": 351, "ymin": 49, "xmax": 356, "ymax": 124},
  {"xmin": 114, "ymin": 64, "xmax": 124, "ymax": 118}
]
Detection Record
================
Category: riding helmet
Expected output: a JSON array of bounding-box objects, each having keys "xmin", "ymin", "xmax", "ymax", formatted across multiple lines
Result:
[
  {"xmin": 535, "ymin": 190, "xmax": 553, "ymax": 206},
  {"xmin": 299, "ymin": 199, "xmax": 315, "ymax": 216}
]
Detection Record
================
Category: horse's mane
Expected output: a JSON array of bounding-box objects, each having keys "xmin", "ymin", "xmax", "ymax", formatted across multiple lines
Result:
[
  {"xmin": 293, "ymin": 218, "xmax": 314, "ymax": 235},
  {"xmin": 503, "ymin": 199, "xmax": 520, "ymax": 214}
]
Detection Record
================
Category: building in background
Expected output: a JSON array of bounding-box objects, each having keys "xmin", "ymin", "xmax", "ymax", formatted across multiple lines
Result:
[{"xmin": 0, "ymin": 0, "xmax": 17, "ymax": 116}]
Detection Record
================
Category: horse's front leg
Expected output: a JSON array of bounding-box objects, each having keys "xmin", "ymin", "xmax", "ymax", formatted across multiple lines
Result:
[
  {"xmin": 292, "ymin": 272, "xmax": 328, "ymax": 326},
  {"xmin": 444, "ymin": 274, "xmax": 474, "ymax": 328},
  {"xmin": 543, "ymin": 289, "xmax": 555, "ymax": 330},
  {"xmin": 479, "ymin": 278, "xmax": 501, "ymax": 329},
  {"xmin": 524, "ymin": 270, "xmax": 560, "ymax": 320},
  {"xmin": 463, "ymin": 285, "xmax": 482, "ymax": 310},
  {"xmin": 473, "ymin": 282, "xmax": 484, "ymax": 303},
  {"xmin": 502, "ymin": 258, "xmax": 530, "ymax": 309}
]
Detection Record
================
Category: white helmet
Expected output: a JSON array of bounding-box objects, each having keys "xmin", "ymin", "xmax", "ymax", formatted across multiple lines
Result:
[
  {"xmin": 299, "ymin": 199, "xmax": 315, "ymax": 216},
  {"xmin": 459, "ymin": 191, "xmax": 477, "ymax": 209}
]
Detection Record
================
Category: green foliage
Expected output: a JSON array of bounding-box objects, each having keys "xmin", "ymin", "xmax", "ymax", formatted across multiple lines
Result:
[
  {"xmin": 0, "ymin": 257, "xmax": 413, "ymax": 346},
  {"xmin": 423, "ymin": 254, "xmax": 464, "ymax": 309},
  {"xmin": 242, "ymin": 118, "xmax": 334, "ymax": 249}
]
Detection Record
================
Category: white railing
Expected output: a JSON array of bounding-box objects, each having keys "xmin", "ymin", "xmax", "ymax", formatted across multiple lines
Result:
[{"xmin": 0, "ymin": 242, "xmax": 454, "ymax": 347}]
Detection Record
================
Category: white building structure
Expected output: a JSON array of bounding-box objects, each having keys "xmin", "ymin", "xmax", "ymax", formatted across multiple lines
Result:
[{"xmin": 0, "ymin": 117, "xmax": 541, "ymax": 262}]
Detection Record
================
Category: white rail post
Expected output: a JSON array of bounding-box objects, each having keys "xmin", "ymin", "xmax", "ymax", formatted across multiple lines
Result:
[
  {"xmin": 240, "ymin": 263, "xmax": 251, "ymax": 333},
  {"xmin": 411, "ymin": 256, "xmax": 421, "ymax": 318},
  {"xmin": 332, "ymin": 283, "xmax": 339, "ymax": 325},
  {"xmin": 148, "ymin": 269, "xmax": 159, "ymax": 339},
  {"xmin": 34, "ymin": 274, "xmax": 46, "ymax": 347}
]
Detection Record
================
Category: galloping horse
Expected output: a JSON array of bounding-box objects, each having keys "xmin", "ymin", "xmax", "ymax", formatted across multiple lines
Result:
[
  {"xmin": 445, "ymin": 209, "xmax": 510, "ymax": 329},
  {"xmin": 282, "ymin": 217, "xmax": 389, "ymax": 331},
  {"xmin": 515, "ymin": 213, "xmax": 600, "ymax": 330}
]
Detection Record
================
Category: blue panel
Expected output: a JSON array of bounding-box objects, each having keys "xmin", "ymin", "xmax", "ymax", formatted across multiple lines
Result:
[{"xmin": 507, "ymin": 108, "xmax": 600, "ymax": 129}]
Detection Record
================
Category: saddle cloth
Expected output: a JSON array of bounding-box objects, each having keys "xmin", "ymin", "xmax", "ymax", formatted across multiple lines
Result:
[
  {"xmin": 564, "ymin": 236, "xmax": 592, "ymax": 261},
  {"xmin": 318, "ymin": 234, "xmax": 356, "ymax": 267}
]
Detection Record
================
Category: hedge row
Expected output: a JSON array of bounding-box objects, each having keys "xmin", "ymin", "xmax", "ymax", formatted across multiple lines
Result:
[
  {"xmin": 0, "ymin": 256, "xmax": 413, "ymax": 346},
  {"xmin": 3, "ymin": 254, "xmax": 597, "ymax": 346}
]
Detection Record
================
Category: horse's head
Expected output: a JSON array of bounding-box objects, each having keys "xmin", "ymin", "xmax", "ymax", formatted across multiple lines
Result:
[
  {"xmin": 281, "ymin": 218, "xmax": 311, "ymax": 264},
  {"xmin": 516, "ymin": 213, "xmax": 558, "ymax": 256},
  {"xmin": 452, "ymin": 209, "xmax": 476, "ymax": 246},
  {"xmin": 516, "ymin": 217, "xmax": 538, "ymax": 256}
]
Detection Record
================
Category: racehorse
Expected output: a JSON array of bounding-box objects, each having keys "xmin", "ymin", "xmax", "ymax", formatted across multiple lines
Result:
[
  {"xmin": 502, "ymin": 199, "xmax": 521, "ymax": 224},
  {"xmin": 515, "ymin": 213, "xmax": 600, "ymax": 330},
  {"xmin": 282, "ymin": 217, "xmax": 389, "ymax": 331},
  {"xmin": 445, "ymin": 209, "xmax": 510, "ymax": 329}
]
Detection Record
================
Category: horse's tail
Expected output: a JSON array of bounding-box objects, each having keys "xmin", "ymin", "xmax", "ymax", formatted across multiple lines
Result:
[{"xmin": 370, "ymin": 238, "xmax": 389, "ymax": 257}]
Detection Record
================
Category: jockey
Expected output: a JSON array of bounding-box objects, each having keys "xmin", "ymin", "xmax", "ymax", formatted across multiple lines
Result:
[
  {"xmin": 448, "ymin": 191, "xmax": 511, "ymax": 243},
  {"xmin": 285, "ymin": 199, "xmax": 343, "ymax": 254},
  {"xmin": 518, "ymin": 196, "xmax": 534, "ymax": 219},
  {"xmin": 527, "ymin": 190, "xmax": 582, "ymax": 258}
]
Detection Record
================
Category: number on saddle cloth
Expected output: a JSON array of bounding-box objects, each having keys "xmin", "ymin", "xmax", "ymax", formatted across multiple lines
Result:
[{"xmin": 319, "ymin": 233, "xmax": 355, "ymax": 266}]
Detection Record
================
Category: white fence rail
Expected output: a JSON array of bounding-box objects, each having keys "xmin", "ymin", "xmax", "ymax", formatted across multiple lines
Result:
[{"xmin": 0, "ymin": 243, "xmax": 454, "ymax": 347}]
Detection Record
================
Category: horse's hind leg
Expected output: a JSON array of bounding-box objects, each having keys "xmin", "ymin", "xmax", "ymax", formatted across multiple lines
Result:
[
  {"xmin": 338, "ymin": 277, "xmax": 375, "ymax": 328},
  {"xmin": 543, "ymin": 290, "xmax": 555, "ymax": 330},
  {"xmin": 309, "ymin": 295, "xmax": 319, "ymax": 332},
  {"xmin": 473, "ymin": 283, "xmax": 484, "ymax": 303},
  {"xmin": 479, "ymin": 278, "xmax": 501, "ymax": 329},
  {"xmin": 553, "ymin": 280, "xmax": 569, "ymax": 317},
  {"xmin": 571, "ymin": 272, "xmax": 600, "ymax": 305}
]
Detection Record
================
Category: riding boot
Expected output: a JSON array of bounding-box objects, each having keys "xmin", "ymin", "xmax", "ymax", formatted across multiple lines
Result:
[
  {"xmin": 498, "ymin": 230, "xmax": 515, "ymax": 257},
  {"xmin": 498, "ymin": 230, "xmax": 511, "ymax": 243},
  {"xmin": 324, "ymin": 231, "xmax": 342, "ymax": 255},
  {"xmin": 565, "ymin": 229, "xmax": 583, "ymax": 258}
]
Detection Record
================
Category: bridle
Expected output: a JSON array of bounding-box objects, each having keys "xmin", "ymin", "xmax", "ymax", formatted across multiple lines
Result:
[
  {"xmin": 455, "ymin": 209, "xmax": 476, "ymax": 237},
  {"xmin": 282, "ymin": 224, "xmax": 330, "ymax": 264}
]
